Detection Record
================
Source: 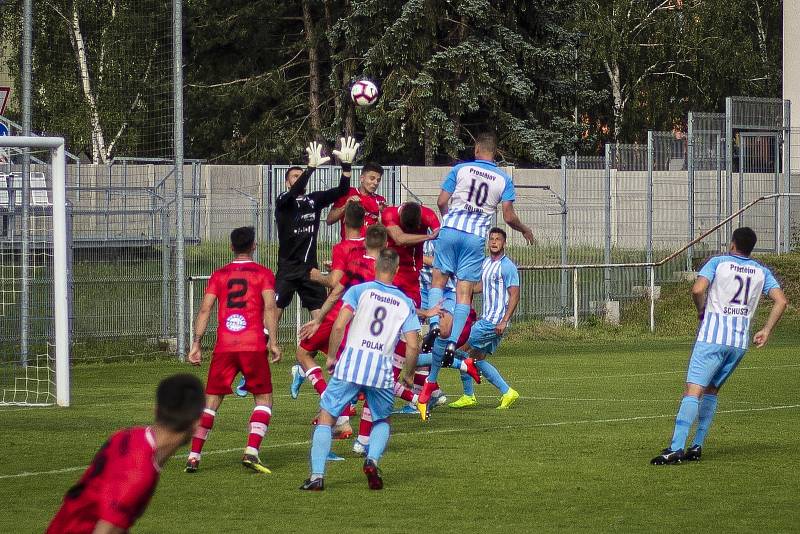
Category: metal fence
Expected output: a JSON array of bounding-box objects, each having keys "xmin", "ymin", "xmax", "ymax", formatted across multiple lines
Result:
[{"xmin": 0, "ymin": 98, "xmax": 797, "ymax": 356}]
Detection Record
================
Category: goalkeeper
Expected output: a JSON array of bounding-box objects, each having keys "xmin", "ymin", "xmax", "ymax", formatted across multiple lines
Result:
[
  {"xmin": 237, "ymin": 137, "xmax": 360, "ymax": 397},
  {"xmin": 273, "ymin": 137, "xmax": 361, "ymax": 324}
]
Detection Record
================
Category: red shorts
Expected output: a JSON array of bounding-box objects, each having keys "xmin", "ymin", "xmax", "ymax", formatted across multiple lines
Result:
[
  {"xmin": 207, "ymin": 351, "xmax": 272, "ymax": 395},
  {"xmin": 394, "ymin": 272, "xmax": 421, "ymax": 307},
  {"xmin": 299, "ymin": 315, "xmax": 335, "ymax": 353}
]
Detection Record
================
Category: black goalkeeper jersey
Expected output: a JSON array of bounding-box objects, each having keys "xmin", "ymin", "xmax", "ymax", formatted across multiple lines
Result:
[{"xmin": 275, "ymin": 168, "xmax": 349, "ymax": 277}]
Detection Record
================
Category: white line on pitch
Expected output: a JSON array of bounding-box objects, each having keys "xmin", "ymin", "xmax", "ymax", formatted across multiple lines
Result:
[
  {"xmin": 512, "ymin": 363, "xmax": 800, "ymax": 382},
  {"xmin": 2, "ymin": 403, "xmax": 798, "ymax": 480}
]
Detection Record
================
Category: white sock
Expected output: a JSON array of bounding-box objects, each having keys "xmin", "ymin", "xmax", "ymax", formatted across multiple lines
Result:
[{"xmin": 244, "ymin": 446, "xmax": 259, "ymax": 457}]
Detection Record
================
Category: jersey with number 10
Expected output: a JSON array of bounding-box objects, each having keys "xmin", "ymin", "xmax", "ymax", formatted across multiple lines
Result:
[
  {"xmin": 696, "ymin": 254, "xmax": 780, "ymax": 349},
  {"xmin": 441, "ymin": 160, "xmax": 515, "ymax": 238},
  {"xmin": 205, "ymin": 260, "xmax": 276, "ymax": 353}
]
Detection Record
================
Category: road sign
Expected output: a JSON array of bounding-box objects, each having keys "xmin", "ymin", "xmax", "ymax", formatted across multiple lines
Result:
[
  {"xmin": 0, "ymin": 86, "xmax": 9, "ymax": 115},
  {"xmin": 0, "ymin": 123, "xmax": 8, "ymax": 136}
]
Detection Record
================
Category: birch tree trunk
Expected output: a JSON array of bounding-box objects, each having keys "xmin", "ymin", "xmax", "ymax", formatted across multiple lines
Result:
[
  {"xmin": 69, "ymin": 3, "xmax": 107, "ymax": 164},
  {"xmin": 605, "ymin": 60, "xmax": 624, "ymax": 143}
]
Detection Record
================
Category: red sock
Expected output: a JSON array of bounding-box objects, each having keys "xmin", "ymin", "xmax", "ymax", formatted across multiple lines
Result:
[
  {"xmin": 190, "ymin": 408, "xmax": 216, "ymax": 458},
  {"xmin": 306, "ymin": 366, "xmax": 327, "ymax": 395},
  {"xmin": 358, "ymin": 404, "xmax": 372, "ymax": 443},
  {"xmin": 414, "ymin": 372, "xmax": 428, "ymax": 386},
  {"xmin": 393, "ymin": 381, "xmax": 416, "ymax": 402},
  {"xmin": 418, "ymin": 381, "xmax": 438, "ymax": 404},
  {"xmin": 245, "ymin": 406, "xmax": 271, "ymax": 453}
]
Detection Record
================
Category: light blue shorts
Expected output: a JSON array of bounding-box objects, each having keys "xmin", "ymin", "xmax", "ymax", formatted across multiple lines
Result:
[
  {"xmin": 467, "ymin": 318, "xmax": 504, "ymax": 355},
  {"xmin": 432, "ymin": 227, "xmax": 485, "ymax": 282},
  {"xmin": 686, "ymin": 341, "xmax": 747, "ymax": 388},
  {"xmin": 320, "ymin": 377, "xmax": 394, "ymax": 422}
]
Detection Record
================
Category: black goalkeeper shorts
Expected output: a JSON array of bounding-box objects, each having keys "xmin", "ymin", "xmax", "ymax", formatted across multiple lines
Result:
[{"xmin": 274, "ymin": 271, "xmax": 327, "ymax": 311}]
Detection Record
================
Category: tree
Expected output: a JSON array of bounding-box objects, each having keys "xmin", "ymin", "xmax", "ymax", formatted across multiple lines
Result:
[{"xmin": 1, "ymin": 0, "xmax": 172, "ymax": 162}]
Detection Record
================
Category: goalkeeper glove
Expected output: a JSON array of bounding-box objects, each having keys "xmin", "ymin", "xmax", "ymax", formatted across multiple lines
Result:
[
  {"xmin": 305, "ymin": 141, "xmax": 331, "ymax": 169},
  {"xmin": 332, "ymin": 136, "xmax": 360, "ymax": 171}
]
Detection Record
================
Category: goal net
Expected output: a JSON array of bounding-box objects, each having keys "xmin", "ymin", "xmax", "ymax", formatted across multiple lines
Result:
[{"xmin": 0, "ymin": 137, "xmax": 70, "ymax": 406}]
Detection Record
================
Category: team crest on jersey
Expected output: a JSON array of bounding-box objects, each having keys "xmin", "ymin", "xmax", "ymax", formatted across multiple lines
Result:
[{"xmin": 226, "ymin": 314, "xmax": 247, "ymax": 332}]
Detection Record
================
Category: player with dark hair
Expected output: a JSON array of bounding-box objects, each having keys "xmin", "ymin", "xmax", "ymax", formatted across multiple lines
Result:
[
  {"xmin": 301, "ymin": 248, "xmax": 421, "ymax": 491},
  {"xmin": 186, "ymin": 226, "xmax": 282, "ymax": 474},
  {"xmin": 419, "ymin": 132, "xmax": 534, "ymax": 408},
  {"xmin": 326, "ymin": 162, "xmax": 386, "ymax": 239},
  {"xmin": 289, "ymin": 201, "xmax": 368, "ymax": 399},
  {"xmin": 297, "ymin": 224, "xmax": 388, "ymax": 399},
  {"xmin": 380, "ymin": 200, "xmax": 439, "ymax": 307},
  {"xmin": 434, "ymin": 227, "xmax": 520, "ymax": 416},
  {"xmin": 651, "ymin": 227, "xmax": 787, "ymax": 465},
  {"xmin": 47, "ymin": 374, "xmax": 205, "ymax": 534},
  {"xmin": 274, "ymin": 138, "xmax": 360, "ymax": 324}
]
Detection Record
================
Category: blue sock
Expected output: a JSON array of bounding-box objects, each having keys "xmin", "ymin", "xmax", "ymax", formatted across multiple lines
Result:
[
  {"xmin": 448, "ymin": 303, "xmax": 471, "ymax": 343},
  {"xmin": 366, "ymin": 420, "xmax": 390, "ymax": 463},
  {"xmin": 428, "ymin": 338, "xmax": 447, "ymax": 382},
  {"xmin": 692, "ymin": 394, "xmax": 718, "ymax": 447},
  {"xmin": 460, "ymin": 372, "xmax": 474, "ymax": 396},
  {"xmin": 429, "ymin": 314, "xmax": 441, "ymax": 328},
  {"xmin": 428, "ymin": 287, "xmax": 444, "ymax": 319},
  {"xmin": 417, "ymin": 353, "xmax": 433, "ymax": 367},
  {"xmin": 475, "ymin": 359, "xmax": 510, "ymax": 394},
  {"xmin": 310, "ymin": 424, "xmax": 332, "ymax": 476},
  {"xmin": 670, "ymin": 396, "xmax": 700, "ymax": 451}
]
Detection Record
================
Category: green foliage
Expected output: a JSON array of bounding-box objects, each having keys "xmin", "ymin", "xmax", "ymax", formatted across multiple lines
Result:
[{"xmin": 0, "ymin": 0, "xmax": 785, "ymax": 163}]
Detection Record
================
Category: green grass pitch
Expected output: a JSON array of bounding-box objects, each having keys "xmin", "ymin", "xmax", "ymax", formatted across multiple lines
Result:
[{"xmin": 2, "ymin": 331, "xmax": 799, "ymax": 533}]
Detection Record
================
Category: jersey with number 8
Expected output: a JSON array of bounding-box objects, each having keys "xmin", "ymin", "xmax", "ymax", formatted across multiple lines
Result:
[
  {"xmin": 442, "ymin": 160, "xmax": 515, "ymax": 238},
  {"xmin": 696, "ymin": 254, "xmax": 780, "ymax": 349},
  {"xmin": 206, "ymin": 259, "xmax": 276, "ymax": 353},
  {"xmin": 334, "ymin": 281, "xmax": 420, "ymax": 389}
]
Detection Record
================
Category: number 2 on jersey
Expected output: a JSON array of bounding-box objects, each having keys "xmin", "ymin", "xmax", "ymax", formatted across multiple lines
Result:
[
  {"xmin": 227, "ymin": 278, "xmax": 248, "ymax": 308},
  {"xmin": 467, "ymin": 178, "xmax": 489, "ymax": 207},
  {"xmin": 730, "ymin": 275, "xmax": 751, "ymax": 305}
]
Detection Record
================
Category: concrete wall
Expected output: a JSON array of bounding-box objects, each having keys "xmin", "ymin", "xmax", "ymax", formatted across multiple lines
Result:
[{"xmin": 7, "ymin": 163, "xmax": 786, "ymax": 255}]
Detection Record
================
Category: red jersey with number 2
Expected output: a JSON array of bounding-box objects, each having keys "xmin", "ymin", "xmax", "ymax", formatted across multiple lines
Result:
[
  {"xmin": 47, "ymin": 427, "xmax": 160, "ymax": 534},
  {"xmin": 206, "ymin": 260, "xmax": 276, "ymax": 353},
  {"xmin": 333, "ymin": 187, "xmax": 386, "ymax": 239}
]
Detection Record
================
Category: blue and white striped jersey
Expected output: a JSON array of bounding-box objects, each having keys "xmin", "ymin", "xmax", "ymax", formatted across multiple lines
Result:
[
  {"xmin": 420, "ymin": 239, "xmax": 455, "ymax": 293},
  {"xmin": 480, "ymin": 255, "xmax": 520, "ymax": 324},
  {"xmin": 696, "ymin": 254, "xmax": 780, "ymax": 349},
  {"xmin": 441, "ymin": 160, "xmax": 515, "ymax": 238},
  {"xmin": 334, "ymin": 281, "xmax": 421, "ymax": 389}
]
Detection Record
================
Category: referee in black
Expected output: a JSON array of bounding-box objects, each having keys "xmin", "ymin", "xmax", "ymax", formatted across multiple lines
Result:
[{"xmin": 274, "ymin": 137, "xmax": 360, "ymax": 324}]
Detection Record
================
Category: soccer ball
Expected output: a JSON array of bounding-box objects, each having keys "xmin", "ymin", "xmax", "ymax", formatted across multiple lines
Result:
[{"xmin": 350, "ymin": 80, "xmax": 379, "ymax": 107}]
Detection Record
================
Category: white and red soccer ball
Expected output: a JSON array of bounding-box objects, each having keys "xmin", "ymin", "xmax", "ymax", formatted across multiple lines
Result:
[{"xmin": 350, "ymin": 80, "xmax": 379, "ymax": 107}]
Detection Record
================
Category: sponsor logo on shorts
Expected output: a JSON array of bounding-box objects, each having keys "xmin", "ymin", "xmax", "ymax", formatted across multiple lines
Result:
[{"xmin": 226, "ymin": 314, "xmax": 247, "ymax": 332}]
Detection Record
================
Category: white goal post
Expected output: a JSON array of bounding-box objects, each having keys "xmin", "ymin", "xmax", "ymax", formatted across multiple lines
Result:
[{"xmin": 0, "ymin": 136, "xmax": 69, "ymax": 407}]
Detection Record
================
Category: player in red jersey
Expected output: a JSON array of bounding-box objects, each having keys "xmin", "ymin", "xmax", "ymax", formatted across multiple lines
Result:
[
  {"xmin": 381, "ymin": 201, "xmax": 440, "ymax": 307},
  {"xmin": 288, "ymin": 202, "xmax": 367, "ymax": 433},
  {"xmin": 186, "ymin": 226, "xmax": 282, "ymax": 474},
  {"xmin": 326, "ymin": 162, "xmax": 386, "ymax": 239},
  {"xmin": 47, "ymin": 374, "xmax": 204, "ymax": 534},
  {"xmin": 297, "ymin": 224, "xmax": 388, "ymax": 395}
]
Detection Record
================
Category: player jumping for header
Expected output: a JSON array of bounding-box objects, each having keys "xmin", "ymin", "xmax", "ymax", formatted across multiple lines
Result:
[
  {"xmin": 418, "ymin": 132, "xmax": 533, "ymax": 408},
  {"xmin": 651, "ymin": 227, "xmax": 787, "ymax": 465},
  {"xmin": 300, "ymin": 248, "xmax": 421, "ymax": 491},
  {"xmin": 186, "ymin": 226, "xmax": 282, "ymax": 474}
]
